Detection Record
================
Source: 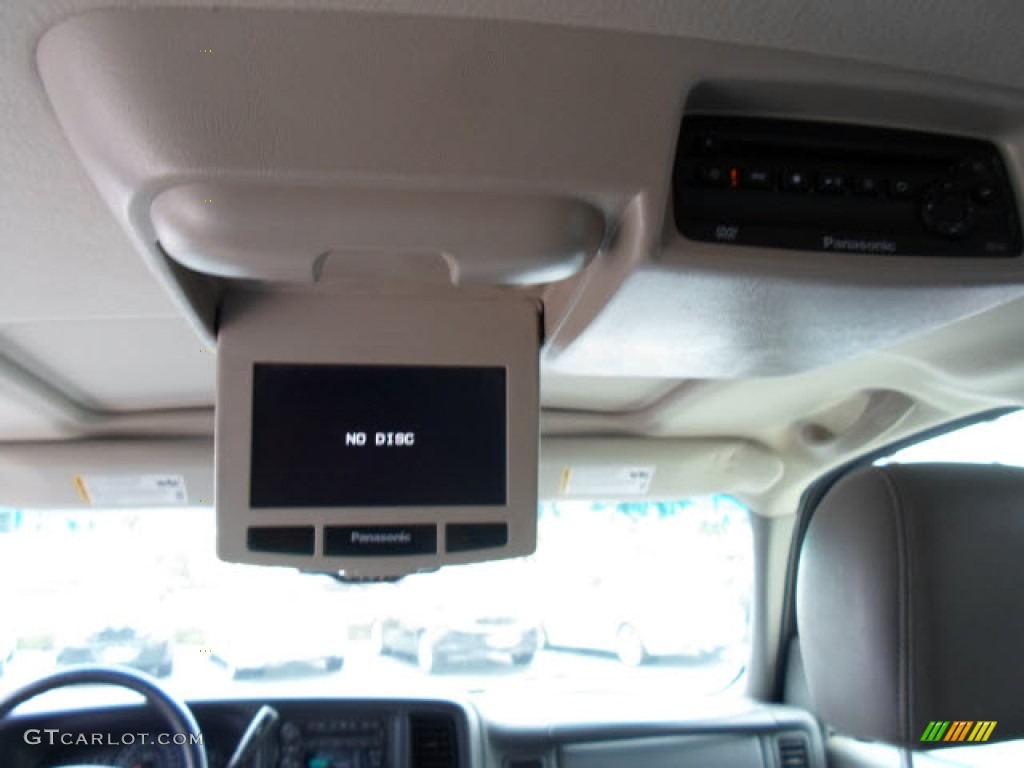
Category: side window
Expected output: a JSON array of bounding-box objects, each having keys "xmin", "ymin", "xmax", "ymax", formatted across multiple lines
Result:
[{"xmin": 876, "ymin": 410, "xmax": 1024, "ymax": 466}]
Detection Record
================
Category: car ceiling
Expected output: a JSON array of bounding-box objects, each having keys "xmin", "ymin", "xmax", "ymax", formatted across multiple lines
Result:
[{"xmin": 5, "ymin": 0, "xmax": 1024, "ymax": 518}]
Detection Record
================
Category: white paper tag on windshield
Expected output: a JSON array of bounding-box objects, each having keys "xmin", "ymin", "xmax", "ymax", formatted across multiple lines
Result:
[
  {"xmin": 74, "ymin": 474, "xmax": 189, "ymax": 507},
  {"xmin": 561, "ymin": 465, "xmax": 655, "ymax": 496}
]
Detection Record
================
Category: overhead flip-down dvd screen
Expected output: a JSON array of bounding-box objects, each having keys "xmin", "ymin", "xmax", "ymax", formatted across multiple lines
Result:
[
  {"xmin": 250, "ymin": 364, "xmax": 507, "ymax": 508},
  {"xmin": 216, "ymin": 293, "xmax": 539, "ymax": 579}
]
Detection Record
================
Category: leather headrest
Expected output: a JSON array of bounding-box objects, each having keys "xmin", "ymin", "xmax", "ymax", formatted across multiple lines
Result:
[{"xmin": 796, "ymin": 463, "xmax": 1024, "ymax": 747}]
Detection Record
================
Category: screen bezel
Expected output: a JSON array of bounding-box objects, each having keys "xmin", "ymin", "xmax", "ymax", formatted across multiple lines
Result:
[{"xmin": 215, "ymin": 292, "xmax": 539, "ymax": 578}]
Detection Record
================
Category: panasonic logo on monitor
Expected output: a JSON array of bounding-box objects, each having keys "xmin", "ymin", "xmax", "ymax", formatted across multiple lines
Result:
[
  {"xmin": 822, "ymin": 236, "xmax": 897, "ymax": 254},
  {"xmin": 350, "ymin": 530, "xmax": 412, "ymax": 544}
]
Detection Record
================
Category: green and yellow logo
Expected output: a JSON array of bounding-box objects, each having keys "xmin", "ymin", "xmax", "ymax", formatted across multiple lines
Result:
[{"xmin": 920, "ymin": 721, "xmax": 997, "ymax": 743}]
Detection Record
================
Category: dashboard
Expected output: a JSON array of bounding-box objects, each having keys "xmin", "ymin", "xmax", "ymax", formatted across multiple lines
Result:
[
  {"xmin": 0, "ymin": 694, "xmax": 824, "ymax": 768},
  {"xmin": 3, "ymin": 698, "xmax": 470, "ymax": 768}
]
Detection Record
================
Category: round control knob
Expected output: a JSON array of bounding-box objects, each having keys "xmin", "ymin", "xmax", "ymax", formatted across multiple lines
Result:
[
  {"xmin": 280, "ymin": 721, "xmax": 302, "ymax": 745},
  {"xmin": 921, "ymin": 181, "xmax": 975, "ymax": 239}
]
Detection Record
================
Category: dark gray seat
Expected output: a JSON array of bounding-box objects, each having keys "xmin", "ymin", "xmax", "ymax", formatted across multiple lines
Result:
[{"xmin": 796, "ymin": 463, "xmax": 1024, "ymax": 756}]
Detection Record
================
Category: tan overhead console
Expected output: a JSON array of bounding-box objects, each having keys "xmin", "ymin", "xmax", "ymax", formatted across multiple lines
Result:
[{"xmin": 37, "ymin": 7, "xmax": 1024, "ymax": 381}]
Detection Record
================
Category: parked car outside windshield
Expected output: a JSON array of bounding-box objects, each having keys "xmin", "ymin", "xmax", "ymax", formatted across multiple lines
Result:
[{"xmin": 0, "ymin": 495, "xmax": 753, "ymax": 707}]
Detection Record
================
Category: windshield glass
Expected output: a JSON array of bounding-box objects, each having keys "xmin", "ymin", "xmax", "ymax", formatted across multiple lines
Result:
[{"xmin": 0, "ymin": 496, "xmax": 752, "ymax": 707}]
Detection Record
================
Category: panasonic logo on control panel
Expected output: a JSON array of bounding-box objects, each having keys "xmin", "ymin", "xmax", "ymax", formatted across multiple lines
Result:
[
  {"xmin": 350, "ymin": 530, "xmax": 413, "ymax": 544},
  {"xmin": 822, "ymin": 236, "xmax": 898, "ymax": 254}
]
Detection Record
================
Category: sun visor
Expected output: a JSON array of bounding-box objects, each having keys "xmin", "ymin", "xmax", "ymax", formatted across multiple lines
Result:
[
  {"xmin": 0, "ymin": 439, "xmax": 213, "ymax": 509},
  {"xmin": 539, "ymin": 437, "xmax": 782, "ymax": 501}
]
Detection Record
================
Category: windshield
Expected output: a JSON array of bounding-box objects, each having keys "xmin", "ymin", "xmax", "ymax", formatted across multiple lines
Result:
[{"xmin": 0, "ymin": 496, "xmax": 752, "ymax": 707}]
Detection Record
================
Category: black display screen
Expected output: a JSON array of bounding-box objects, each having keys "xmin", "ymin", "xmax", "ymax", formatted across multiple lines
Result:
[{"xmin": 250, "ymin": 364, "xmax": 507, "ymax": 508}]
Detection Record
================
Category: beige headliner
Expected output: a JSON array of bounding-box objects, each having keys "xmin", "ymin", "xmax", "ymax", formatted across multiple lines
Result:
[{"xmin": 3, "ymin": 1, "xmax": 1024, "ymax": 520}]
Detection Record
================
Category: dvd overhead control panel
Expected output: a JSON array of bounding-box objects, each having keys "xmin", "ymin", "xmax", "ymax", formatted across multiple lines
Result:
[
  {"xmin": 216, "ymin": 293, "xmax": 540, "ymax": 578},
  {"xmin": 674, "ymin": 116, "xmax": 1022, "ymax": 258}
]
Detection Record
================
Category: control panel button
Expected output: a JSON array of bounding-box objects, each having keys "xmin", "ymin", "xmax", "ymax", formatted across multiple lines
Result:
[
  {"xmin": 280, "ymin": 721, "xmax": 302, "ymax": 744},
  {"xmin": 698, "ymin": 165, "xmax": 729, "ymax": 187},
  {"xmin": 922, "ymin": 182, "xmax": 975, "ymax": 239},
  {"xmin": 324, "ymin": 525, "xmax": 437, "ymax": 556},
  {"xmin": 973, "ymin": 185, "xmax": 999, "ymax": 205},
  {"xmin": 888, "ymin": 178, "xmax": 918, "ymax": 199},
  {"xmin": 246, "ymin": 526, "xmax": 315, "ymax": 555},
  {"xmin": 960, "ymin": 157, "xmax": 993, "ymax": 176},
  {"xmin": 817, "ymin": 173, "xmax": 845, "ymax": 194},
  {"xmin": 742, "ymin": 168, "xmax": 773, "ymax": 189},
  {"xmin": 781, "ymin": 170, "xmax": 810, "ymax": 192},
  {"xmin": 447, "ymin": 523, "xmax": 509, "ymax": 552},
  {"xmin": 695, "ymin": 135, "xmax": 719, "ymax": 154},
  {"xmin": 854, "ymin": 177, "xmax": 882, "ymax": 196}
]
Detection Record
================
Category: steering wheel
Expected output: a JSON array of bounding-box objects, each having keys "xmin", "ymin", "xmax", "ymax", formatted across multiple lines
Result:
[{"xmin": 0, "ymin": 665, "xmax": 208, "ymax": 768}]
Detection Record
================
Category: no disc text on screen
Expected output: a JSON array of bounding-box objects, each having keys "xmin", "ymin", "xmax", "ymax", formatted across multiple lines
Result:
[{"xmin": 250, "ymin": 364, "xmax": 507, "ymax": 507}]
